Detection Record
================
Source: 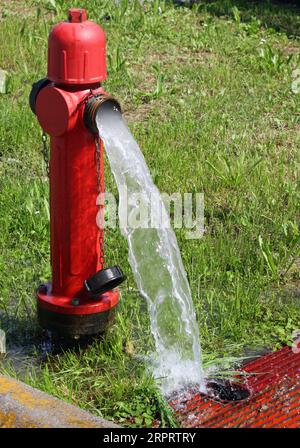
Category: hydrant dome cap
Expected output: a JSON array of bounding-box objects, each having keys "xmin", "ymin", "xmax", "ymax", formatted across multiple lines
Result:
[
  {"xmin": 47, "ymin": 12, "xmax": 106, "ymax": 85},
  {"xmin": 68, "ymin": 8, "xmax": 87, "ymax": 23}
]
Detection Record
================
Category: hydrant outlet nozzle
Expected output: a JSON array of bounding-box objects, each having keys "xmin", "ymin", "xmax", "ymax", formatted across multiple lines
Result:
[
  {"xmin": 84, "ymin": 94, "xmax": 121, "ymax": 135},
  {"xmin": 29, "ymin": 78, "xmax": 51, "ymax": 115}
]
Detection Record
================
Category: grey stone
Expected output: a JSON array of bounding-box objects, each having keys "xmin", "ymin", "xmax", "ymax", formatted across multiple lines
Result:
[{"xmin": 0, "ymin": 69, "xmax": 8, "ymax": 94}]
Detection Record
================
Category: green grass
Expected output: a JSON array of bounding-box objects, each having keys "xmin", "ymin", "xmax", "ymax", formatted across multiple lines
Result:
[{"xmin": 0, "ymin": 0, "xmax": 300, "ymax": 427}]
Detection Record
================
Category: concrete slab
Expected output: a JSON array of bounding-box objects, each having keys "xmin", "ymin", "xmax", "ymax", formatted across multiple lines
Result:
[{"xmin": 0, "ymin": 375, "xmax": 119, "ymax": 428}]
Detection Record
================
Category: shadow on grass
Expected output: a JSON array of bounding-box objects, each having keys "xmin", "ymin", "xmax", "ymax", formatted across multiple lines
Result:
[
  {"xmin": 174, "ymin": 0, "xmax": 300, "ymax": 37},
  {"xmin": 0, "ymin": 313, "xmax": 101, "ymax": 366}
]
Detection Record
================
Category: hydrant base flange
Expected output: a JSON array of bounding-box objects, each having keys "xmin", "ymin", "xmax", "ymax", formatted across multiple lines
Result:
[
  {"xmin": 37, "ymin": 303, "xmax": 118, "ymax": 337},
  {"xmin": 37, "ymin": 284, "xmax": 119, "ymax": 337}
]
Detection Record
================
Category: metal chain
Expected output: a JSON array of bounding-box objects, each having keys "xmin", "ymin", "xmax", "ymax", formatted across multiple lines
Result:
[
  {"xmin": 95, "ymin": 137, "xmax": 105, "ymax": 268},
  {"xmin": 95, "ymin": 137, "xmax": 102, "ymax": 194},
  {"xmin": 41, "ymin": 132, "xmax": 50, "ymax": 177}
]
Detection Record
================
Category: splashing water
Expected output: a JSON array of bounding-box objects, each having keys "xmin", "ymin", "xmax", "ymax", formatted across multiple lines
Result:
[{"xmin": 96, "ymin": 103, "xmax": 206, "ymax": 396}]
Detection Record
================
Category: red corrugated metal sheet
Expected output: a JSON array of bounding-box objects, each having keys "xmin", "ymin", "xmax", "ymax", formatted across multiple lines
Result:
[{"xmin": 170, "ymin": 347, "xmax": 300, "ymax": 428}]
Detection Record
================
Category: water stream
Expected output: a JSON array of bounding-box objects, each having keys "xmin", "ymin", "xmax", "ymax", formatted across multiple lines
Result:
[{"xmin": 96, "ymin": 103, "xmax": 206, "ymax": 396}]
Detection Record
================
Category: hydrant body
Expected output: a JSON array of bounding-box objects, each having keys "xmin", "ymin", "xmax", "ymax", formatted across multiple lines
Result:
[{"xmin": 31, "ymin": 9, "xmax": 124, "ymax": 337}]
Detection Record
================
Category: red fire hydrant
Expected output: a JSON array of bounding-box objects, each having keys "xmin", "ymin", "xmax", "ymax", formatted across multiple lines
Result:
[{"xmin": 30, "ymin": 8, "xmax": 124, "ymax": 337}]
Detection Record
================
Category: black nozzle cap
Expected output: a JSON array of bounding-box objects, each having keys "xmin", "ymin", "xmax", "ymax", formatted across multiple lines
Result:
[
  {"xmin": 84, "ymin": 266, "xmax": 125, "ymax": 297},
  {"xmin": 29, "ymin": 77, "xmax": 51, "ymax": 114}
]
